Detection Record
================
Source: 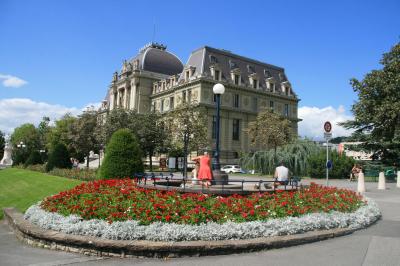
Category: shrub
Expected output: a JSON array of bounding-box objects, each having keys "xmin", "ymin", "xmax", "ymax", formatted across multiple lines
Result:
[
  {"xmin": 99, "ymin": 129, "xmax": 144, "ymax": 179},
  {"xmin": 46, "ymin": 143, "xmax": 71, "ymax": 171},
  {"xmin": 48, "ymin": 167, "xmax": 97, "ymax": 181},
  {"xmin": 24, "ymin": 151, "xmax": 43, "ymax": 167},
  {"xmin": 240, "ymin": 139, "xmax": 321, "ymax": 176},
  {"xmin": 308, "ymin": 150, "xmax": 355, "ymax": 179}
]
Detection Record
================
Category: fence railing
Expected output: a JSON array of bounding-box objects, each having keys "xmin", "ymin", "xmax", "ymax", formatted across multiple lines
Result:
[{"xmin": 133, "ymin": 172, "xmax": 300, "ymax": 194}]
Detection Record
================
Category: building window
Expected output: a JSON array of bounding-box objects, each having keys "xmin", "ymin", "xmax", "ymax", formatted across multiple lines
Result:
[
  {"xmin": 185, "ymin": 71, "xmax": 190, "ymax": 81},
  {"xmin": 170, "ymin": 96, "xmax": 174, "ymax": 110},
  {"xmin": 212, "ymin": 116, "xmax": 217, "ymax": 139},
  {"xmin": 182, "ymin": 91, "xmax": 186, "ymax": 103},
  {"xmin": 233, "ymin": 94, "xmax": 239, "ymax": 108},
  {"xmin": 213, "ymin": 93, "xmax": 217, "ymax": 103},
  {"xmin": 188, "ymin": 90, "xmax": 192, "ymax": 103},
  {"xmin": 270, "ymin": 100, "xmax": 274, "ymax": 111},
  {"xmin": 252, "ymin": 97, "xmax": 258, "ymax": 112},
  {"xmin": 234, "ymin": 74, "xmax": 240, "ymax": 85},
  {"xmin": 160, "ymin": 99, "xmax": 164, "ymax": 112},
  {"xmin": 253, "ymin": 79, "xmax": 258, "ymax": 89},
  {"xmin": 232, "ymin": 119, "xmax": 240, "ymax": 140},
  {"xmin": 151, "ymin": 102, "xmax": 156, "ymax": 112},
  {"xmin": 270, "ymin": 82, "xmax": 275, "ymax": 92},
  {"xmin": 214, "ymin": 70, "xmax": 220, "ymax": 81},
  {"xmin": 284, "ymin": 104, "xmax": 289, "ymax": 117}
]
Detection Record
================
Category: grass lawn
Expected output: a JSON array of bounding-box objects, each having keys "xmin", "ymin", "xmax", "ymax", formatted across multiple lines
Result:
[{"xmin": 0, "ymin": 168, "xmax": 82, "ymax": 219}]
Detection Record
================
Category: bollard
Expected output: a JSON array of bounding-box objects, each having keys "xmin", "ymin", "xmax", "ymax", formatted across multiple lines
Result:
[
  {"xmin": 397, "ymin": 171, "xmax": 400, "ymax": 188},
  {"xmin": 378, "ymin": 171, "xmax": 386, "ymax": 190},
  {"xmin": 357, "ymin": 172, "xmax": 365, "ymax": 193}
]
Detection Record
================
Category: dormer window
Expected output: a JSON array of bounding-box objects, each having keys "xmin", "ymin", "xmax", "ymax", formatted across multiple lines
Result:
[
  {"xmin": 247, "ymin": 65, "xmax": 255, "ymax": 73},
  {"xmin": 234, "ymin": 74, "xmax": 240, "ymax": 85},
  {"xmin": 230, "ymin": 68, "xmax": 241, "ymax": 86},
  {"xmin": 210, "ymin": 55, "xmax": 218, "ymax": 63},
  {"xmin": 185, "ymin": 71, "xmax": 190, "ymax": 81},
  {"xmin": 249, "ymin": 73, "xmax": 258, "ymax": 89},
  {"xmin": 252, "ymin": 79, "xmax": 258, "ymax": 89},
  {"xmin": 281, "ymin": 81, "xmax": 291, "ymax": 96},
  {"xmin": 264, "ymin": 69, "xmax": 272, "ymax": 78}
]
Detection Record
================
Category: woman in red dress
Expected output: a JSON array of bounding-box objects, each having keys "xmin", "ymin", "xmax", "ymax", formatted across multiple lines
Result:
[{"xmin": 197, "ymin": 152, "xmax": 212, "ymax": 187}]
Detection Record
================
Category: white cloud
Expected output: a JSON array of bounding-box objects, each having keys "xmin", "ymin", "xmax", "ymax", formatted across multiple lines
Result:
[
  {"xmin": 0, "ymin": 74, "xmax": 28, "ymax": 88},
  {"xmin": 298, "ymin": 105, "xmax": 354, "ymax": 140},
  {"xmin": 0, "ymin": 98, "xmax": 100, "ymax": 134}
]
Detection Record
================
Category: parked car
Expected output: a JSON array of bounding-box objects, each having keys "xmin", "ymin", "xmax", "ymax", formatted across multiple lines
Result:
[{"xmin": 221, "ymin": 165, "xmax": 243, "ymax": 174}]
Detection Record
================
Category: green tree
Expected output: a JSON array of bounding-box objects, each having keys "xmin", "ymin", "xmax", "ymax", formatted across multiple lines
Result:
[
  {"xmin": 308, "ymin": 150, "xmax": 355, "ymax": 179},
  {"xmin": 96, "ymin": 108, "xmax": 133, "ymax": 145},
  {"xmin": 240, "ymin": 139, "xmax": 321, "ymax": 175},
  {"xmin": 46, "ymin": 143, "xmax": 71, "ymax": 171},
  {"xmin": 340, "ymin": 41, "xmax": 400, "ymax": 165},
  {"xmin": 99, "ymin": 129, "xmax": 144, "ymax": 179},
  {"xmin": 69, "ymin": 109, "xmax": 99, "ymax": 168},
  {"xmin": 10, "ymin": 123, "xmax": 40, "ymax": 164},
  {"xmin": 164, "ymin": 103, "xmax": 208, "ymax": 176},
  {"xmin": 247, "ymin": 109, "xmax": 294, "ymax": 154},
  {"xmin": 24, "ymin": 150, "xmax": 43, "ymax": 166},
  {"xmin": 0, "ymin": 131, "xmax": 5, "ymax": 159},
  {"xmin": 47, "ymin": 114, "xmax": 77, "ymax": 154},
  {"xmin": 134, "ymin": 112, "xmax": 167, "ymax": 171}
]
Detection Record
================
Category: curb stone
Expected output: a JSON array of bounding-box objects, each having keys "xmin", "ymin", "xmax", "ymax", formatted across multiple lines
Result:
[{"xmin": 3, "ymin": 207, "xmax": 360, "ymax": 258}]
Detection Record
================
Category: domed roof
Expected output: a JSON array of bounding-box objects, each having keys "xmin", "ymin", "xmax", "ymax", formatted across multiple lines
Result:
[{"xmin": 136, "ymin": 43, "xmax": 183, "ymax": 76}]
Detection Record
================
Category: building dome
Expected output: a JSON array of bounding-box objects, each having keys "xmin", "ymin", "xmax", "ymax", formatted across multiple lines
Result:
[{"xmin": 137, "ymin": 43, "xmax": 183, "ymax": 76}]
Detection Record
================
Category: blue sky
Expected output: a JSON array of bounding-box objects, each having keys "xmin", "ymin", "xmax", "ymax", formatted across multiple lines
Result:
[{"xmin": 0, "ymin": 0, "xmax": 399, "ymax": 137}]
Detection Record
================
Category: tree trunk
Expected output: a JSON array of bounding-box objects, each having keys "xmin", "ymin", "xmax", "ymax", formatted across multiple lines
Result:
[{"xmin": 149, "ymin": 152, "xmax": 153, "ymax": 171}]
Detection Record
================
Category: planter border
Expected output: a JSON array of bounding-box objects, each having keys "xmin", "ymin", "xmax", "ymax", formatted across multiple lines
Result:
[{"xmin": 4, "ymin": 207, "xmax": 361, "ymax": 258}]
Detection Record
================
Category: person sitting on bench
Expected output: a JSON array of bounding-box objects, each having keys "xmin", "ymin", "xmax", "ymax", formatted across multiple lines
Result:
[{"xmin": 274, "ymin": 161, "xmax": 289, "ymax": 187}]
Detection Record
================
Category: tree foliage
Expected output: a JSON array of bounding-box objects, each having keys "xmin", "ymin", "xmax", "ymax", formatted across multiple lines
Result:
[
  {"xmin": 0, "ymin": 130, "xmax": 5, "ymax": 159},
  {"xmin": 47, "ymin": 114, "xmax": 77, "ymax": 155},
  {"xmin": 10, "ymin": 123, "xmax": 40, "ymax": 164},
  {"xmin": 46, "ymin": 143, "xmax": 71, "ymax": 171},
  {"xmin": 164, "ymin": 102, "xmax": 208, "ymax": 153},
  {"xmin": 99, "ymin": 129, "xmax": 144, "ymax": 179},
  {"xmin": 307, "ymin": 150, "xmax": 355, "ymax": 179},
  {"xmin": 69, "ymin": 109, "xmax": 99, "ymax": 167},
  {"xmin": 25, "ymin": 150, "xmax": 43, "ymax": 166},
  {"xmin": 240, "ymin": 139, "xmax": 321, "ymax": 176},
  {"xmin": 247, "ymin": 109, "xmax": 294, "ymax": 153},
  {"xmin": 340, "ymin": 41, "xmax": 400, "ymax": 164}
]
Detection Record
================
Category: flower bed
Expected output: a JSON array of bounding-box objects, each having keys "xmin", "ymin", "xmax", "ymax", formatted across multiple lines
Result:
[{"xmin": 40, "ymin": 179, "xmax": 364, "ymax": 225}]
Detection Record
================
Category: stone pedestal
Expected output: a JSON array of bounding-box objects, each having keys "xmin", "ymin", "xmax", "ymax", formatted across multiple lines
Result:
[
  {"xmin": 357, "ymin": 172, "xmax": 365, "ymax": 193},
  {"xmin": 378, "ymin": 171, "xmax": 386, "ymax": 190},
  {"xmin": 397, "ymin": 171, "xmax": 400, "ymax": 188},
  {"xmin": 212, "ymin": 170, "xmax": 229, "ymax": 185}
]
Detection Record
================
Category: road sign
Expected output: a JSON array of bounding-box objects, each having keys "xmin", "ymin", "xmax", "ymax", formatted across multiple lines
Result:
[
  {"xmin": 324, "ymin": 132, "xmax": 332, "ymax": 139},
  {"xmin": 326, "ymin": 160, "xmax": 333, "ymax": 169},
  {"xmin": 324, "ymin": 121, "xmax": 332, "ymax": 133}
]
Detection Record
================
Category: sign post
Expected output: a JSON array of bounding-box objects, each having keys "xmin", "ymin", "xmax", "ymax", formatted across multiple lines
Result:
[{"xmin": 324, "ymin": 121, "xmax": 332, "ymax": 186}]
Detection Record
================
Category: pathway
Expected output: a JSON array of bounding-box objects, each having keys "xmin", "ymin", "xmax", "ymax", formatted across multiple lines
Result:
[{"xmin": 1, "ymin": 180, "xmax": 399, "ymax": 266}]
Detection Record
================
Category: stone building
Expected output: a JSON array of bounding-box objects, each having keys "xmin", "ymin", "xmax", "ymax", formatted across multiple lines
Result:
[{"xmin": 100, "ymin": 43, "xmax": 300, "ymax": 161}]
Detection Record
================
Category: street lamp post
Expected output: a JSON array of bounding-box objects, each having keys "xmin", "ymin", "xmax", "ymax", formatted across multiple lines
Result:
[{"xmin": 212, "ymin": 83, "xmax": 229, "ymax": 185}]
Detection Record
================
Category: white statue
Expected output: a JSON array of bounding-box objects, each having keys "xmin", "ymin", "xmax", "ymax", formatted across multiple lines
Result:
[{"xmin": 0, "ymin": 135, "xmax": 13, "ymax": 167}]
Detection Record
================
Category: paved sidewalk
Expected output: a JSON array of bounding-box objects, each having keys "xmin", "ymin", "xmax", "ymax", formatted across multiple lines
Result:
[{"xmin": 1, "ymin": 180, "xmax": 399, "ymax": 266}]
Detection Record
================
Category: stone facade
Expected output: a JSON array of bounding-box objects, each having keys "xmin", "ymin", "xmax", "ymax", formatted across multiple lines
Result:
[{"xmin": 101, "ymin": 43, "xmax": 300, "ymax": 160}]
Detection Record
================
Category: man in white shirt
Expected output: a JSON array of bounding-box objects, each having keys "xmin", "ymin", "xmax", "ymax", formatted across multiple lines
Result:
[{"xmin": 274, "ymin": 161, "xmax": 289, "ymax": 186}]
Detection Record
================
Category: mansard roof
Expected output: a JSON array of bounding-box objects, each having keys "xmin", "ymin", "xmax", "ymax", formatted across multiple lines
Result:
[
  {"xmin": 130, "ymin": 43, "xmax": 184, "ymax": 76},
  {"xmin": 180, "ymin": 46, "xmax": 289, "ymax": 88}
]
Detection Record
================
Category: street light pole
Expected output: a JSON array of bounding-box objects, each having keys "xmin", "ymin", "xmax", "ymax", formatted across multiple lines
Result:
[{"xmin": 212, "ymin": 83, "xmax": 228, "ymax": 185}]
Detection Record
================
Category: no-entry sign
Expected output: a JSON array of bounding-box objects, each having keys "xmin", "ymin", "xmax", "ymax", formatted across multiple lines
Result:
[{"xmin": 324, "ymin": 121, "xmax": 332, "ymax": 133}]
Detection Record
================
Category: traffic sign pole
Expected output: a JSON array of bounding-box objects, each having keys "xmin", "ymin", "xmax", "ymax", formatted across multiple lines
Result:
[
  {"xmin": 326, "ymin": 138, "xmax": 329, "ymax": 186},
  {"xmin": 324, "ymin": 121, "xmax": 332, "ymax": 186}
]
